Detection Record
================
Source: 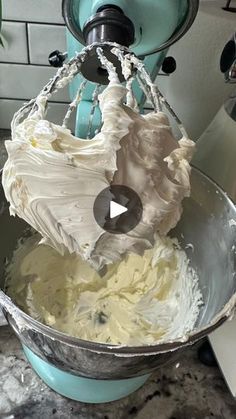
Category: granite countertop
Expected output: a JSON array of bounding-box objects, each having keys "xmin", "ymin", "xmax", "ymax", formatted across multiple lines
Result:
[
  {"xmin": 1, "ymin": 325, "xmax": 236, "ymax": 419},
  {"xmin": 0, "ymin": 133, "xmax": 236, "ymax": 418}
]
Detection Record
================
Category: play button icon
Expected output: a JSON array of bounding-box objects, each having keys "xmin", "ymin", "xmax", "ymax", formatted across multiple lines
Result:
[
  {"xmin": 93, "ymin": 185, "xmax": 143, "ymax": 234},
  {"xmin": 110, "ymin": 201, "xmax": 128, "ymax": 219}
]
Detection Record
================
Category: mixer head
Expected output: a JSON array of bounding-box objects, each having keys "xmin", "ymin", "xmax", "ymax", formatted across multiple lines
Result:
[
  {"xmin": 79, "ymin": 6, "xmax": 134, "ymax": 84},
  {"xmin": 62, "ymin": 0, "xmax": 199, "ymax": 84}
]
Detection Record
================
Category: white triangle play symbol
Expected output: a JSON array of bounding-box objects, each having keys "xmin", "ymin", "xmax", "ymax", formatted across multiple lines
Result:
[{"xmin": 110, "ymin": 201, "xmax": 128, "ymax": 219}]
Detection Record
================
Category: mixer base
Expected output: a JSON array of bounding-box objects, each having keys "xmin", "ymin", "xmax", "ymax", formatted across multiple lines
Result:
[{"xmin": 23, "ymin": 345, "xmax": 150, "ymax": 403}]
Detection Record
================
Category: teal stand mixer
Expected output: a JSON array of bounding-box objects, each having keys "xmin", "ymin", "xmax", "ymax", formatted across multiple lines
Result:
[
  {"xmin": 48, "ymin": 0, "xmax": 199, "ymax": 141},
  {"xmin": 2, "ymin": 0, "xmax": 202, "ymax": 404}
]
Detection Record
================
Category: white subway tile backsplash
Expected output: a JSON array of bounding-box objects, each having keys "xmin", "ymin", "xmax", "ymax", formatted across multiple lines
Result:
[
  {"xmin": 0, "ymin": 21, "xmax": 28, "ymax": 63},
  {"xmin": 28, "ymin": 24, "xmax": 66, "ymax": 65},
  {"xmin": 0, "ymin": 63, "xmax": 70, "ymax": 102},
  {"xmin": 0, "ymin": 99, "xmax": 76, "ymax": 131},
  {"xmin": 3, "ymin": 0, "xmax": 64, "ymax": 24},
  {"xmin": 0, "ymin": 99, "xmax": 22, "ymax": 129}
]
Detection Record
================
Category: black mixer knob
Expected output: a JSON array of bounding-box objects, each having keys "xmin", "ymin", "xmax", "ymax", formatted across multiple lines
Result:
[
  {"xmin": 161, "ymin": 56, "xmax": 177, "ymax": 75},
  {"xmin": 48, "ymin": 50, "xmax": 66, "ymax": 67}
]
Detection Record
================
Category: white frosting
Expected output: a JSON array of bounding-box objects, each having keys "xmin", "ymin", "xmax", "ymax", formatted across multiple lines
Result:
[
  {"xmin": 2, "ymin": 79, "xmax": 195, "ymax": 269},
  {"xmin": 2, "ymin": 47, "xmax": 203, "ymax": 345},
  {"xmin": 6, "ymin": 233, "xmax": 202, "ymax": 346}
]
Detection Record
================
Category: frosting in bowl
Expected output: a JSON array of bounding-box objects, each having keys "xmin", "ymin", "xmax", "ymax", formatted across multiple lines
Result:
[{"xmin": 5, "ymin": 233, "xmax": 202, "ymax": 345}]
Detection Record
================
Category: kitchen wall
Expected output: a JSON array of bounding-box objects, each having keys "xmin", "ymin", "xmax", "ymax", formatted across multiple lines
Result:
[
  {"xmin": 0, "ymin": 0, "xmax": 236, "ymax": 137},
  {"xmin": 155, "ymin": 0, "xmax": 236, "ymax": 140},
  {"xmin": 0, "ymin": 0, "xmax": 70, "ymax": 130}
]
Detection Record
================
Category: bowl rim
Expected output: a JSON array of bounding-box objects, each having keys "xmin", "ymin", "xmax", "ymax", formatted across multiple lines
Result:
[{"xmin": 1, "ymin": 166, "xmax": 236, "ymax": 355}]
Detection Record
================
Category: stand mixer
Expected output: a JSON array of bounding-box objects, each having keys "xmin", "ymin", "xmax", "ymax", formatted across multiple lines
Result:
[
  {"xmin": 60, "ymin": 0, "xmax": 199, "ymax": 138},
  {"xmin": 1, "ymin": 0, "xmax": 236, "ymax": 405}
]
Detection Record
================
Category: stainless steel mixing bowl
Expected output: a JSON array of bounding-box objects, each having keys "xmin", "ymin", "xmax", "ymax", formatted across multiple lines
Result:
[{"xmin": 0, "ymin": 167, "xmax": 236, "ymax": 379}]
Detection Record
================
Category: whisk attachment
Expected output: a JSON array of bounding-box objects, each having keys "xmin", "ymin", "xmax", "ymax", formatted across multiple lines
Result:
[
  {"xmin": 12, "ymin": 42, "xmax": 189, "ymax": 141},
  {"xmin": 80, "ymin": 44, "xmax": 127, "ymax": 85}
]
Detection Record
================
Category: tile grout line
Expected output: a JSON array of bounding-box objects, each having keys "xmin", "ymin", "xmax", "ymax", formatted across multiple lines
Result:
[
  {"xmin": 2, "ymin": 19, "xmax": 65, "ymax": 27},
  {"xmin": 0, "ymin": 61, "xmax": 56, "ymax": 67},
  {"xmin": 25, "ymin": 23, "xmax": 31, "ymax": 64}
]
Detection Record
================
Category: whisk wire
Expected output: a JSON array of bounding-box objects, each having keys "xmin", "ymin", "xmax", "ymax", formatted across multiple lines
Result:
[{"xmin": 11, "ymin": 42, "xmax": 189, "ymax": 140}]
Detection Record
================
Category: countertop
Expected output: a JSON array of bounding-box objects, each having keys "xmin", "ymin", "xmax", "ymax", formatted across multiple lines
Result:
[
  {"xmin": 1, "ymin": 132, "xmax": 236, "ymax": 418},
  {"xmin": 1, "ymin": 325, "xmax": 236, "ymax": 419}
]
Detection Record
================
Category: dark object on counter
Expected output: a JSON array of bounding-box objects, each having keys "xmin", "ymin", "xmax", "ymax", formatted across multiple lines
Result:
[
  {"xmin": 220, "ymin": 37, "xmax": 235, "ymax": 73},
  {"xmin": 222, "ymin": 0, "xmax": 236, "ymax": 12},
  {"xmin": 197, "ymin": 340, "xmax": 218, "ymax": 367}
]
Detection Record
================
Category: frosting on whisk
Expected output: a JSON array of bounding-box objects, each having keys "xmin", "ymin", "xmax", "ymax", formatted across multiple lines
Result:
[{"xmin": 2, "ymin": 44, "xmax": 195, "ymax": 269}]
